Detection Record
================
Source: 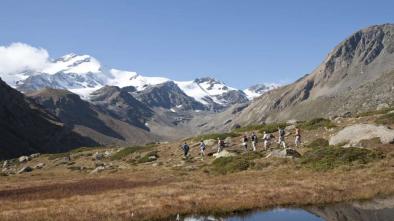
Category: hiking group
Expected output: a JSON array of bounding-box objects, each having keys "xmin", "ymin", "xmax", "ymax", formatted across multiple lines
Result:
[{"xmin": 181, "ymin": 127, "xmax": 302, "ymax": 159}]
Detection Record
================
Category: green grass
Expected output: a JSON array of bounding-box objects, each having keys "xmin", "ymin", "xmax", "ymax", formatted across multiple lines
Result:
[
  {"xmin": 297, "ymin": 118, "xmax": 336, "ymax": 130},
  {"xmin": 193, "ymin": 132, "xmax": 240, "ymax": 142},
  {"xmin": 110, "ymin": 144, "xmax": 157, "ymax": 160},
  {"xmin": 300, "ymin": 146, "xmax": 384, "ymax": 171},
  {"xmin": 233, "ymin": 122, "xmax": 289, "ymax": 133},
  {"xmin": 137, "ymin": 151, "xmax": 159, "ymax": 163},
  {"xmin": 210, "ymin": 152, "xmax": 264, "ymax": 174},
  {"xmin": 375, "ymin": 112, "xmax": 394, "ymax": 125},
  {"xmin": 305, "ymin": 138, "xmax": 329, "ymax": 149}
]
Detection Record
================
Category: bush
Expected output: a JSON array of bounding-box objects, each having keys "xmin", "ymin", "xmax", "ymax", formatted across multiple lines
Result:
[
  {"xmin": 301, "ymin": 146, "xmax": 384, "ymax": 171},
  {"xmin": 297, "ymin": 118, "xmax": 336, "ymax": 130},
  {"xmin": 193, "ymin": 132, "xmax": 239, "ymax": 142},
  {"xmin": 47, "ymin": 152, "xmax": 71, "ymax": 160},
  {"xmin": 375, "ymin": 113, "xmax": 394, "ymax": 125},
  {"xmin": 211, "ymin": 156, "xmax": 250, "ymax": 174},
  {"xmin": 305, "ymin": 138, "xmax": 329, "ymax": 149},
  {"xmin": 210, "ymin": 152, "xmax": 264, "ymax": 174}
]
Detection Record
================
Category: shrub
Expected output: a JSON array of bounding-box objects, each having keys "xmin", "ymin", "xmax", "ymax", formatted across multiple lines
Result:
[
  {"xmin": 210, "ymin": 152, "xmax": 264, "ymax": 174},
  {"xmin": 297, "ymin": 118, "xmax": 336, "ymax": 130},
  {"xmin": 211, "ymin": 156, "xmax": 250, "ymax": 174},
  {"xmin": 301, "ymin": 146, "xmax": 384, "ymax": 171},
  {"xmin": 375, "ymin": 112, "xmax": 394, "ymax": 125}
]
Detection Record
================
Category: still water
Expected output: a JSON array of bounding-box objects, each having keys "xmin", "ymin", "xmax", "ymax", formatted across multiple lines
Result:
[{"xmin": 183, "ymin": 196, "xmax": 394, "ymax": 221}]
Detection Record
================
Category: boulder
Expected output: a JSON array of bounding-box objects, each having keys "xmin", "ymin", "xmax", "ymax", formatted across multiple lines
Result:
[
  {"xmin": 377, "ymin": 103, "xmax": 389, "ymax": 111},
  {"xmin": 90, "ymin": 166, "xmax": 105, "ymax": 174},
  {"xmin": 213, "ymin": 150, "xmax": 237, "ymax": 159},
  {"xmin": 224, "ymin": 137, "xmax": 232, "ymax": 145},
  {"xmin": 17, "ymin": 166, "xmax": 33, "ymax": 174},
  {"xmin": 285, "ymin": 125, "xmax": 296, "ymax": 131},
  {"xmin": 266, "ymin": 148, "xmax": 301, "ymax": 159},
  {"xmin": 18, "ymin": 156, "xmax": 30, "ymax": 163},
  {"xmin": 204, "ymin": 139, "xmax": 216, "ymax": 147},
  {"xmin": 34, "ymin": 163, "xmax": 45, "ymax": 169},
  {"xmin": 30, "ymin": 153, "xmax": 40, "ymax": 158},
  {"xmin": 329, "ymin": 124, "xmax": 394, "ymax": 147}
]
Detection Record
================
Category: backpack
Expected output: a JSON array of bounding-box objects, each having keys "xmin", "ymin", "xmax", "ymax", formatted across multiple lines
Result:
[
  {"xmin": 220, "ymin": 140, "xmax": 225, "ymax": 146},
  {"xmin": 252, "ymin": 135, "xmax": 257, "ymax": 142}
]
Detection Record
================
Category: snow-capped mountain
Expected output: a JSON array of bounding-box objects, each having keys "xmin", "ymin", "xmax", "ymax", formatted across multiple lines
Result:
[
  {"xmin": 5, "ymin": 53, "xmax": 276, "ymax": 109},
  {"xmin": 244, "ymin": 84, "xmax": 280, "ymax": 100}
]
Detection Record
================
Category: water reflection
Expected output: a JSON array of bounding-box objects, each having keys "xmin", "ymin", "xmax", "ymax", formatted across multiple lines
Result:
[{"xmin": 183, "ymin": 197, "xmax": 394, "ymax": 221}]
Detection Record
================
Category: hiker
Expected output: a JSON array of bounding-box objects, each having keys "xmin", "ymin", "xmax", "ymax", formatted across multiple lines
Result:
[
  {"xmin": 295, "ymin": 127, "xmax": 301, "ymax": 148},
  {"xmin": 199, "ymin": 140, "xmax": 206, "ymax": 160},
  {"xmin": 251, "ymin": 132, "xmax": 258, "ymax": 151},
  {"xmin": 263, "ymin": 131, "xmax": 272, "ymax": 150},
  {"xmin": 242, "ymin": 134, "xmax": 248, "ymax": 151},
  {"xmin": 217, "ymin": 137, "xmax": 225, "ymax": 153},
  {"xmin": 278, "ymin": 127, "xmax": 286, "ymax": 148},
  {"xmin": 181, "ymin": 142, "xmax": 190, "ymax": 159}
]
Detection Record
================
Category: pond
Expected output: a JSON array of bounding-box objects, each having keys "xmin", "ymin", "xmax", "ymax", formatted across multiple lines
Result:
[{"xmin": 182, "ymin": 196, "xmax": 394, "ymax": 221}]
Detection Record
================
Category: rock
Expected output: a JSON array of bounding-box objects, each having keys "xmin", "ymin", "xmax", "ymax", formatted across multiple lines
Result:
[
  {"xmin": 213, "ymin": 150, "xmax": 237, "ymax": 159},
  {"xmin": 287, "ymin": 119, "xmax": 298, "ymax": 125},
  {"xmin": 17, "ymin": 166, "xmax": 33, "ymax": 174},
  {"xmin": 388, "ymin": 110, "xmax": 394, "ymax": 114},
  {"xmin": 104, "ymin": 151, "xmax": 112, "ymax": 158},
  {"xmin": 204, "ymin": 139, "xmax": 216, "ymax": 146},
  {"xmin": 92, "ymin": 152, "xmax": 104, "ymax": 161},
  {"xmin": 29, "ymin": 153, "xmax": 40, "ymax": 158},
  {"xmin": 341, "ymin": 112, "xmax": 352, "ymax": 118},
  {"xmin": 224, "ymin": 137, "xmax": 232, "ymax": 145},
  {"xmin": 90, "ymin": 166, "xmax": 105, "ymax": 174},
  {"xmin": 266, "ymin": 148, "xmax": 301, "ymax": 159},
  {"xmin": 2, "ymin": 160, "xmax": 8, "ymax": 168},
  {"xmin": 148, "ymin": 155, "xmax": 157, "ymax": 161},
  {"xmin": 34, "ymin": 163, "xmax": 45, "ymax": 169},
  {"xmin": 286, "ymin": 125, "xmax": 296, "ymax": 130},
  {"xmin": 334, "ymin": 117, "xmax": 343, "ymax": 124},
  {"xmin": 377, "ymin": 103, "xmax": 389, "ymax": 111},
  {"xmin": 18, "ymin": 156, "xmax": 30, "ymax": 163},
  {"xmin": 329, "ymin": 124, "xmax": 394, "ymax": 147}
]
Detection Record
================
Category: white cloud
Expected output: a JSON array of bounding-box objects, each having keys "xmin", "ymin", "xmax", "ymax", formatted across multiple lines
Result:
[{"xmin": 0, "ymin": 42, "xmax": 50, "ymax": 85}]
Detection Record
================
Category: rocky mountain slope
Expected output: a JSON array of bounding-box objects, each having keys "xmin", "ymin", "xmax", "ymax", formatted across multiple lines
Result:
[
  {"xmin": 228, "ymin": 24, "xmax": 394, "ymax": 126},
  {"xmin": 27, "ymin": 88, "xmax": 158, "ymax": 146},
  {"xmin": 0, "ymin": 79, "xmax": 98, "ymax": 159}
]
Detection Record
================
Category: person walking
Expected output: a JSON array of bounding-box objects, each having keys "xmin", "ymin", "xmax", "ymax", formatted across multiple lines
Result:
[
  {"xmin": 278, "ymin": 127, "xmax": 286, "ymax": 149},
  {"xmin": 251, "ymin": 132, "xmax": 258, "ymax": 151},
  {"xmin": 242, "ymin": 134, "xmax": 249, "ymax": 151},
  {"xmin": 263, "ymin": 131, "xmax": 272, "ymax": 150},
  {"xmin": 295, "ymin": 127, "xmax": 301, "ymax": 148},
  {"xmin": 181, "ymin": 142, "xmax": 190, "ymax": 159},
  {"xmin": 217, "ymin": 137, "xmax": 225, "ymax": 153},
  {"xmin": 199, "ymin": 140, "xmax": 206, "ymax": 160}
]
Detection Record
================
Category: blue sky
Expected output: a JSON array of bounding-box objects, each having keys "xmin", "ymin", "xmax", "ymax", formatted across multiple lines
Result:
[{"xmin": 1, "ymin": 0, "xmax": 393, "ymax": 88}]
